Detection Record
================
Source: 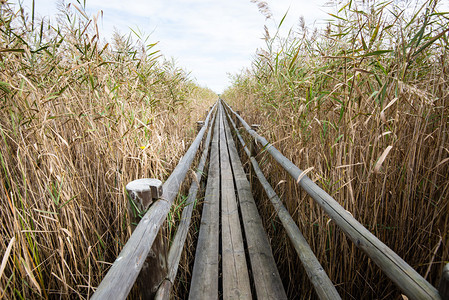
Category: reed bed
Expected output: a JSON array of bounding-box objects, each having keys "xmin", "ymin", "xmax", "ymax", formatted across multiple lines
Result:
[
  {"xmin": 224, "ymin": 0, "xmax": 448, "ymax": 298},
  {"xmin": 0, "ymin": 2, "xmax": 215, "ymax": 299}
]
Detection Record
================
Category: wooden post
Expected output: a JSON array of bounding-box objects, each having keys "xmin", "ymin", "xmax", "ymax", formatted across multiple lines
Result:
[
  {"xmin": 248, "ymin": 124, "xmax": 260, "ymax": 188},
  {"xmin": 235, "ymin": 110, "xmax": 241, "ymax": 126},
  {"xmin": 126, "ymin": 179, "xmax": 167, "ymax": 299},
  {"xmin": 250, "ymin": 124, "xmax": 260, "ymax": 157},
  {"xmin": 196, "ymin": 121, "xmax": 204, "ymax": 133},
  {"xmin": 440, "ymin": 263, "xmax": 449, "ymax": 299}
]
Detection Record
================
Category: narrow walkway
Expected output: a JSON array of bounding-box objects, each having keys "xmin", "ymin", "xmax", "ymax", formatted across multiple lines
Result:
[
  {"xmin": 93, "ymin": 99, "xmax": 446, "ymax": 300},
  {"xmin": 189, "ymin": 104, "xmax": 287, "ymax": 299}
]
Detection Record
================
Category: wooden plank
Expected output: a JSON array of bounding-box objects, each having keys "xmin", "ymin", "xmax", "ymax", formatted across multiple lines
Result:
[
  {"xmin": 218, "ymin": 106, "xmax": 252, "ymax": 299},
  {"xmin": 92, "ymin": 102, "xmax": 217, "ymax": 300},
  {"xmin": 226, "ymin": 110, "xmax": 341, "ymax": 299},
  {"xmin": 221, "ymin": 99, "xmax": 441, "ymax": 300},
  {"xmin": 155, "ymin": 111, "xmax": 216, "ymax": 300},
  {"xmin": 189, "ymin": 110, "xmax": 220, "ymax": 300},
  {"xmin": 222, "ymin": 107, "xmax": 287, "ymax": 300}
]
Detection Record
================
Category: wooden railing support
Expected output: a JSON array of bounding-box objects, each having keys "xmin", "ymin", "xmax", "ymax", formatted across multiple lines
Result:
[
  {"xmin": 196, "ymin": 121, "xmax": 204, "ymax": 133},
  {"xmin": 235, "ymin": 110, "xmax": 241, "ymax": 126},
  {"xmin": 248, "ymin": 124, "xmax": 261, "ymax": 187},
  {"xmin": 440, "ymin": 263, "xmax": 449, "ymax": 299},
  {"xmin": 250, "ymin": 124, "xmax": 260, "ymax": 157},
  {"xmin": 127, "ymin": 179, "xmax": 163, "ymax": 217},
  {"xmin": 126, "ymin": 179, "xmax": 166, "ymax": 299}
]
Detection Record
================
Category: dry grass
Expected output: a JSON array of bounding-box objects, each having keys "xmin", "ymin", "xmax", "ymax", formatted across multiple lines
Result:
[
  {"xmin": 0, "ymin": 2, "xmax": 215, "ymax": 299},
  {"xmin": 224, "ymin": 0, "xmax": 448, "ymax": 298}
]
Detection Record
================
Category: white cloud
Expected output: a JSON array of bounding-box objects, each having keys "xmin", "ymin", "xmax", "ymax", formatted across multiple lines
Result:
[{"xmin": 14, "ymin": 0, "xmax": 331, "ymax": 92}]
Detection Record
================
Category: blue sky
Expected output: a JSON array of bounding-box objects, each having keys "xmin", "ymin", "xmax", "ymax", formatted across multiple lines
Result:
[{"xmin": 15, "ymin": 0, "xmax": 332, "ymax": 92}]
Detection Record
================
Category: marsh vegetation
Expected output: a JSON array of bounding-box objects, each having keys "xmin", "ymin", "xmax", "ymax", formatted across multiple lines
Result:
[{"xmin": 224, "ymin": 0, "xmax": 448, "ymax": 298}]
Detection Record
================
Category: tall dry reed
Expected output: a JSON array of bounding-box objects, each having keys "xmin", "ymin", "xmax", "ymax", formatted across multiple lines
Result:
[
  {"xmin": 0, "ymin": 2, "xmax": 215, "ymax": 299},
  {"xmin": 224, "ymin": 0, "xmax": 448, "ymax": 298}
]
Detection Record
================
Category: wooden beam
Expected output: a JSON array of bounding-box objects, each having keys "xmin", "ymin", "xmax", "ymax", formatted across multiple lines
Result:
[
  {"xmin": 189, "ymin": 108, "xmax": 220, "ymax": 300},
  {"xmin": 155, "ymin": 109, "xmax": 216, "ymax": 300},
  {"xmin": 222, "ymin": 108, "xmax": 287, "ymax": 300},
  {"xmin": 218, "ymin": 106, "xmax": 252, "ymax": 299}
]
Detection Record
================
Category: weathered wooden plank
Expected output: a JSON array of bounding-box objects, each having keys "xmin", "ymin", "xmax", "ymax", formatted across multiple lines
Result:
[
  {"xmin": 218, "ymin": 106, "xmax": 252, "ymax": 299},
  {"xmin": 154, "ymin": 111, "xmax": 216, "ymax": 300},
  {"xmin": 222, "ymin": 99, "xmax": 441, "ymax": 300},
  {"xmin": 226, "ymin": 110, "xmax": 341, "ymax": 300},
  {"xmin": 189, "ymin": 109, "xmax": 220, "ymax": 300},
  {"xmin": 91, "ymin": 102, "xmax": 217, "ymax": 300},
  {"xmin": 222, "ymin": 107, "xmax": 287, "ymax": 300}
]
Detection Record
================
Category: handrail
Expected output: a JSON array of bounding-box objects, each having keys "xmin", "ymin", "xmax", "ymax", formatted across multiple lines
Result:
[
  {"xmin": 92, "ymin": 101, "xmax": 218, "ymax": 299},
  {"xmin": 224, "ymin": 106, "xmax": 341, "ymax": 299},
  {"xmin": 154, "ymin": 106, "xmax": 217, "ymax": 300},
  {"xmin": 221, "ymin": 99, "xmax": 441, "ymax": 300}
]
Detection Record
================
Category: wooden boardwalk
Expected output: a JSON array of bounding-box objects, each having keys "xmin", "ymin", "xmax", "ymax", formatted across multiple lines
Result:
[
  {"xmin": 93, "ymin": 99, "xmax": 447, "ymax": 300},
  {"xmin": 190, "ymin": 104, "xmax": 287, "ymax": 299}
]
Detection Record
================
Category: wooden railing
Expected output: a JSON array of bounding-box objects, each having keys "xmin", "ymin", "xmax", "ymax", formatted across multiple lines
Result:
[
  {"xmin": 223, "ymin": 102, "xmax": 340, "ymax": 299},
  {"xmin": 221, "ymin": 99, "xmax": 446, "ymax": 300},
  {"xmin": 154, "ymin": 105, "xmax": 217, "ymax": 300},
  {"xmin": 91, "ymin": 98, "xmax": 447, "ymax": 300},
  {"xmin": 91, "ymin": 103, "xmax": 217, "ymax": 299}
]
